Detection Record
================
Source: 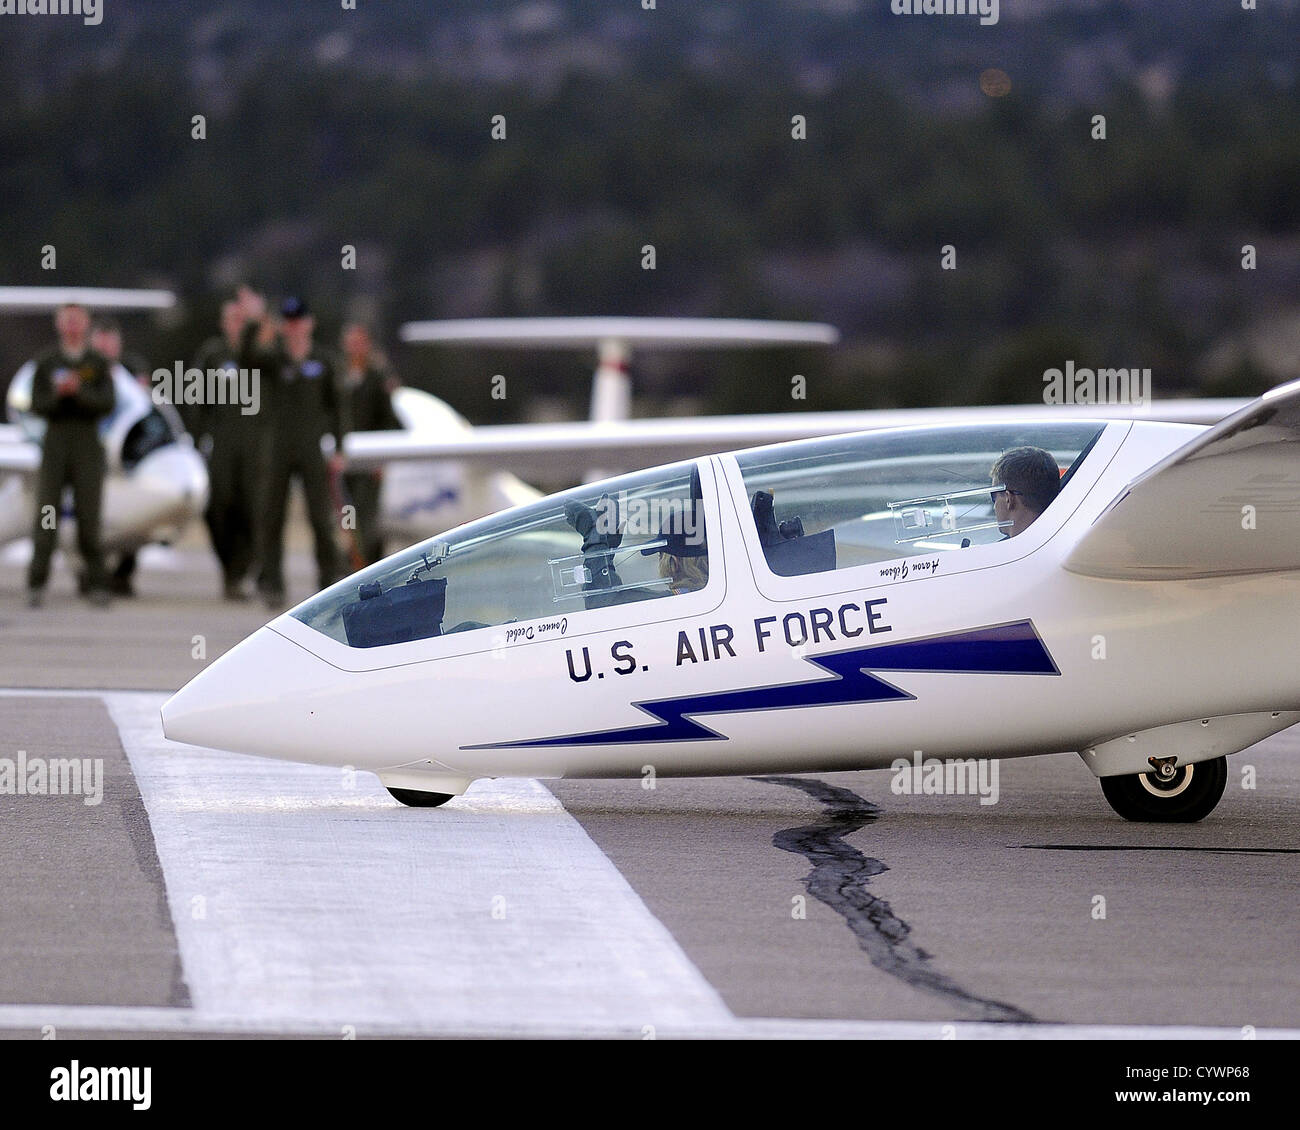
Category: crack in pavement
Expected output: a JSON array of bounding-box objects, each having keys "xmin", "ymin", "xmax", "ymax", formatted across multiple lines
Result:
[{"xmin": 758, "ymin": 775, "xmax": 1036, "ymax": 1024}]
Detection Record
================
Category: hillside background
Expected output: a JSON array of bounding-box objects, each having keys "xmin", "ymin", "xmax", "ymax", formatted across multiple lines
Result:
[{"xmin": 1, "ymin": 0, "xmax": 1296, "ymax": 422}]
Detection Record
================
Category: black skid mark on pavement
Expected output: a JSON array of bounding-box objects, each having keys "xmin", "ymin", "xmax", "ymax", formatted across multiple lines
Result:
[{"xmin": 758, "ymin": 775, "xmax": 1035, "ymax": 1024}]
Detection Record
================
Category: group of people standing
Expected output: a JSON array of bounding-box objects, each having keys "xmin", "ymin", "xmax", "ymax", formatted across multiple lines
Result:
[
  {"xmin": 23, "ymin": 289, "xmax": 402, "ymax": 609},
  {"xmin": 187, "ymin": 286, "xmax": 403, "ymax": 606}
]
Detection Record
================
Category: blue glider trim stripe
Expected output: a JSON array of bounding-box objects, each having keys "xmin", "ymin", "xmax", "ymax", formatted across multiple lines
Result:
[
  {"xmin": 857, "ymin": 619, "xmax": 1061, "ymax": 676},
  {"xmin": 463, "ymin": 619, "xmax": 1059, "ymax": 751}
]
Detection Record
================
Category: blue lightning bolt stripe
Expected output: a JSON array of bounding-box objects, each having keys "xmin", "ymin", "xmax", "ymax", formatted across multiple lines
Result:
[{"xmin": 464, "ymin": 619, "xmax": 1058, "ymax": 751}]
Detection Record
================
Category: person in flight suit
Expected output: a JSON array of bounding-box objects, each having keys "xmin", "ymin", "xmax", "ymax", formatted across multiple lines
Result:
[
  {"xmin": 27, "ymin": 303, "xmax": 116, "ymax": 608},
  {"xmin": 91, "ymin": 317, "xmax": 150, "ymax": 384},
  {"xmin": 339, "ymin": 322, "xmax": 401, "ymax": 566},
  {"xmin": 193, "ymin": 297, "xmax": 262, "ymax": 600},
  {"xmin": 90, "ymin": 316, "xmax": 149, "ymax": 596},
  {"xmin": 239, "ymin": 291, "xmax": 345, "ymax": 607}
]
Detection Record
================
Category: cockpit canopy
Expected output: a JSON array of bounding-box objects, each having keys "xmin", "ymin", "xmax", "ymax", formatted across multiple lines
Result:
[
  {"xmin": 733, "ymin": 421, "xmax": 1104, "ymax": 577},
  {"xmin": 293, "ymin": 461, "xmax": 708, "ymax": 648},
  {"xmin": 290, "ymin": 420, "xmax": 1108, "ymax": 649}
]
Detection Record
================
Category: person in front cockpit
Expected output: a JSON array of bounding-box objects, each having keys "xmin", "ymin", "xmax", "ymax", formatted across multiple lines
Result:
[
  {"xmin": 654, "ymin": 505, "xmax": 708, "ymax": 594},
  {"xmin": 658, "ymin": 547, "xmax": 709, "ymax": 594},
  {"xmin": 990, "ymin": 446, "xmax": 1061, "ymax": 538}
]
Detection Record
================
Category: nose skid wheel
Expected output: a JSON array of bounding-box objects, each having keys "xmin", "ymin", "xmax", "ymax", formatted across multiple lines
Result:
[
  {"xmin": 1099, "ymin": 755, "xmax": 1228, "ymax": 822},
  {"xmin": 387, "ymin": 787, "xmax": 455, "ymax": 808}
]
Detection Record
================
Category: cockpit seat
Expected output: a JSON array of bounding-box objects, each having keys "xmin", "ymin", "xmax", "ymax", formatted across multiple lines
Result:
[
  {"xmin": 342, "ymin": 576, "xmax": 447, "ymax": 648},
  {"xmin": 750, "ymin": 490, "xmax": 835, "ymax": 576}
]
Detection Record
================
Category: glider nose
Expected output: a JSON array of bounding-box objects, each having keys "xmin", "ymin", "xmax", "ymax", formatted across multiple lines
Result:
[{"xmin": 162, "ymin": 626, "xmax": 327, "ymax": 759}]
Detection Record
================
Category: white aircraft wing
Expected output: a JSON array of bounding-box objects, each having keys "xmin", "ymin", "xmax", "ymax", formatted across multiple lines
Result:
[
  {"xmin": 0, "ymin": 287, "xmax": 176, "ymax": 312},
  {"xmin": 399, "ymin": 316, "xmax": 844, "ymax": 431},
  {"xmin": 400, "ymin": 317, "xmax": 839, "ymax": 348},
  {"xmin": 345, "ymin": 399, "xmax": 1248, "ymax": 480},
  {"xmin": 1065, "ymin": 380, "xmax": 1300, "ymax": 579}
]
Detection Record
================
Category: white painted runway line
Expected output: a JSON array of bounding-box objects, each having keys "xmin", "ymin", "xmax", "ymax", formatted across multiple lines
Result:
[{"xmin": 104, "ymin": 691, "xmax": 732, "ymax": 1033}]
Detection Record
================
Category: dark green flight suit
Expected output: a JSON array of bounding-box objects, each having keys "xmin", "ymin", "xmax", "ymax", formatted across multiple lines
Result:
[
  {"xmin": 242, "ymin": 327, "xmax": 344, "ymax": 598},
  {"xmin": 193, "ymin": 335, "xmax": 263, "ymax": 592},
  {"xmin": 342, "ymin": 364, "xmax": 401, "ymax": 565},
  {"xmin": 107, "ymin": 353, "xmax": 152, "ymax": 595},
  {"xmin": 27, "ymin": 347, "xmax": 116, "ymax": 594}
]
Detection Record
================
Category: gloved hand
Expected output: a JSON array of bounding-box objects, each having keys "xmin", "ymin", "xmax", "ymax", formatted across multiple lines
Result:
[
  {"xmin": 564, "ymin": 499, "xmax": 596, "ymax": 540},
  {"xmin": 565, "ymin": 494, "xmax": 621, "ymax": 553}
]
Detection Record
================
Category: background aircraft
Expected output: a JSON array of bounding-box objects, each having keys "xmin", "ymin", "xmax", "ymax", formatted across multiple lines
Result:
[
  {"xmin": 0, "ymin": 288, "xmax": 208, "ymax": 578},
  {"xmin": 370, "ymin": 317, "xmax": 842, "ymax": 543}
]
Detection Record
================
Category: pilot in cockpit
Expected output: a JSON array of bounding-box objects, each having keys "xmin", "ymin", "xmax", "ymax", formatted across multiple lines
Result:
[
  {"xmin": 657, "ymin": 540, "xmax": 708, "ymax": 594},
  {"xmin": 652, "ymin": 500, "xmax": 708, "ymax": 594},
  {"xmin": 564, "ymin": 493, "xmax": 710, "ymax": 603},
  {"xmin": 989, "ymin": 446, "xmax": 1061, "ymax": 538}
]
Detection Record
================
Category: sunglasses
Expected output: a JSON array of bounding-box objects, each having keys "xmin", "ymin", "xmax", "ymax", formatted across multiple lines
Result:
[{"xmin": 989, "ymin": 485, "xmax": 1021, "ymax": 506}]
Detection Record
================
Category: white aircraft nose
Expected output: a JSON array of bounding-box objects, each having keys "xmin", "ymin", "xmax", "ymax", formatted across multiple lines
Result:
[{"xmin": 162, "ymin": 626, "xmax": 333, "ymax": 760}]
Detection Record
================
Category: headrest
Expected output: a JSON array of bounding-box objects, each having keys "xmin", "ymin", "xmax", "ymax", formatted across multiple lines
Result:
[{"xmin": 640, "ymin": 498, "xmax": 706, "ymax": 557}]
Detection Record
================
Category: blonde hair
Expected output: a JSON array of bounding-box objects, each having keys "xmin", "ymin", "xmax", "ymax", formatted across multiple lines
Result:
[{"xmin": 659, "ymin": 552, "xmax": 709, "ymax": 594}]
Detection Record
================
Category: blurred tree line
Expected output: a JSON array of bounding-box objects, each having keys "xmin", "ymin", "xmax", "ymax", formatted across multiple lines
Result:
[{"xmin": 0, "ymin": 3, "xmax": 1295, "ymax": 423}]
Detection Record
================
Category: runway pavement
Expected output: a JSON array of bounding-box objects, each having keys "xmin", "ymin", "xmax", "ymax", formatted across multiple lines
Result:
[{"xmin": 1, "ymin": 547, "xmax": 1297, "ymax": 1039}]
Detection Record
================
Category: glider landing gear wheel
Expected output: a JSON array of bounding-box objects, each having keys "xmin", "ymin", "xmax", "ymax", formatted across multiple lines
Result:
[
  {"xmin": 387, "ymin": 787, "xmax": 455, "ymax": 808},
  {"xmin": 1099, "ymin": 755, "xmax": 1227, "ymax": 822}
]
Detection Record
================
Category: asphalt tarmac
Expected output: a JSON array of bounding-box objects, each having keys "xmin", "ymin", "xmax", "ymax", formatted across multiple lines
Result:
[{"xmin": 0, "ymin": 544, "xmax": 1297, "ymax": 1039}]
